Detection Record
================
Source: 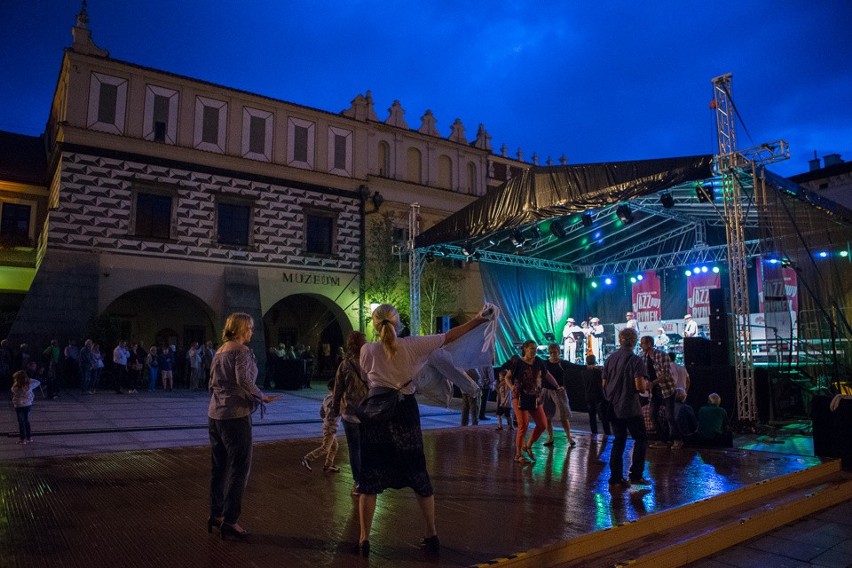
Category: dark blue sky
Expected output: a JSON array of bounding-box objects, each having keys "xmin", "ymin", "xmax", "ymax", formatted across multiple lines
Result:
[{"xmin": 2, "ymin": 1, "xmax": 850, "ymax": 177}]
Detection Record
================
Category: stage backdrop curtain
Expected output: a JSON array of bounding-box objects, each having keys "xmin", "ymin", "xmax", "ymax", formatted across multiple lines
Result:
[{"xmin": 480, "ymin": 263, "xmax": 581, "ymax": 365}]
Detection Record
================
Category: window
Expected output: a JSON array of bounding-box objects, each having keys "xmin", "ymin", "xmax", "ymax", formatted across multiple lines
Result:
[
  {"xmin": 305, "ymin": 213, "xmax": 335, "ymax": 255},
  {"xmin": 287, "ymin": 117, "xmax": 315, "ymax": 169},
  {"xmin": 193, "ymin": 96, "xmax": 227, "ymax": 153},
  {"xmin": 0, "ymin": 202, "xmax": 32, "ymax": 244},
  {"xmin": 135, "ymin": 192, "xmax": 172, "ymax": 239},
  {"xmin": 217, "ymin": 202, "xmax": 251, "ymax": 246},
  {"xmin": 294, "ymin": 126, "xmax": 309, "ymax": 162},
  {"xmin": 241, "ymin": 107, "xmax": 272, "ymax": 161},
  {"xmin": 334, "ymin": 135, "xmax": 346, "ymax": 169},
  {"xmin": 87, "ymin": 72, "xmax": 127, "ymax": 134},
  {"xmin": 327, "ymin": 126, "xmax": 352, "ymax": 176},
  {"xmin": 144, "ymin": 85, "xmax": 178, "ymax": 144},
  {"xmin": 202, "ymin": 107, "xmax": 219, "ymax": 144},
  {"xmin": 378, "ymin": 141, "xmax": 390, "ymax": 176},
  {"xmin": 98, "ymin": 83, "xmax": 118, "ymax": 124}
]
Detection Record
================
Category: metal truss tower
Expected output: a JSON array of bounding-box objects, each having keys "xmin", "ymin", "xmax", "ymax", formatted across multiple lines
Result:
[
  {"xmin": 408, "ymin": 203, "xmax": 424, "ymax": 336},
  {"xmin": 712, "ymin": 73, "xmax": 789, "ymax": 424}
]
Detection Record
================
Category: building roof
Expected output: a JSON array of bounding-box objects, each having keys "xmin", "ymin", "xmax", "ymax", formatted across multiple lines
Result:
[
  {"xmin": 0, "ymin": 130, "xmax": 47, "ymax": 186},
  {"xmin": 789, "ymin": 160, "xmax": 852, "ymax": 184}
]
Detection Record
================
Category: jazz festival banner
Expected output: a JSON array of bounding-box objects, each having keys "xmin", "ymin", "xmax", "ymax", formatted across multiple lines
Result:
[
  {"xmin": 687, "ymin": 271, "xmax": 721, "ymax": 319},
  {"xmin": 756, "ymin": 259, "xmax": 799, "ymax": 314},
  {"xmin": 631, "ymin": 270, "xmax": 661, "ymax": 323}
]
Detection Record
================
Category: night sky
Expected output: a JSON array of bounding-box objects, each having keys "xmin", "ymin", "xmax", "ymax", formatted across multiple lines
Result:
[{"xmin": 1, "ymin": 1, "xmax": 850, "ymax": 178}]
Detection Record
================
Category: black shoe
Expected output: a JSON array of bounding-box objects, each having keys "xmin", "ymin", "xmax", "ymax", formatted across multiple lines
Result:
[
  {"xmin": 221, "ymin": 522, "xmax": 250, "ymax": 540},
  {"xmin": 207, "ymin": 517, "xmax": 223, "ymax": 533},
  {"xmin": 479, "ymin": 415, "xmax": 491, "ymax": 420},
  {"xmin": 608, "ymin": 478, "xmax": 631, "ymax": 488},
  {"xmin": 420, "ymin": 535, "xmax": 440, "ymax": 555},
  {"xmin": 358, "ymin": 540, "xmax": 370, "ymax": 557},
  {"xmin": 629, "ymin": 477, "xmax": 652, "ymax": 485}
]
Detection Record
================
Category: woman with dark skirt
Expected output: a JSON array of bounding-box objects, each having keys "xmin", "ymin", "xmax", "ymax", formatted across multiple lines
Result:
[
  {"xmin": 207, "ymin": 312, "xmax": 280, "ymax": 540},
  {"xmin": 356, "ymin": 303, "xmax": 490, "ymax": 557}
]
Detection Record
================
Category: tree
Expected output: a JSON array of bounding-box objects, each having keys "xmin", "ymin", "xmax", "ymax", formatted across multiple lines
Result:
[
  {"xmin": 419, "ymin": 258, "xmax": 465, "ymax": 335},
  {"xmin": 363, "ymin": 212, "xmax": 409, "ymax": 319}
]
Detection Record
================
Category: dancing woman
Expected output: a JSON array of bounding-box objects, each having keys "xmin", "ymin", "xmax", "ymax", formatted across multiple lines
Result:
[
  {"xmin": 357, "ymin": 303, "xmax": 489, "ymax": 557},
  {"xmin": 504, "ymin": 340, "xmax": 564, "ymax": 463}
]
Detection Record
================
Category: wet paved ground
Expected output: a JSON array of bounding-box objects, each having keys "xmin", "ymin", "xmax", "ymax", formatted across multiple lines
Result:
[{"xmin": 1, "ymin": 386, "xmax": 850, "ymax": 567}]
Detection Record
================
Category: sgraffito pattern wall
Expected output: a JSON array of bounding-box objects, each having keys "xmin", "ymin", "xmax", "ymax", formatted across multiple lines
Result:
[{"xmin": 50, "ymin": 152, "xmax": 361, "ymax": 272}]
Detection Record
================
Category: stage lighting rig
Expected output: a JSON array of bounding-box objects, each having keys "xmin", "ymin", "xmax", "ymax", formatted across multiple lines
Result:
[
  {"xmin": 695, "ymin": 182, "xmax": 714, "ymax": 202},
  {"xmin": 461, "ymin": 241, "xmax": 477, "ymax": 256},
  {"xmin": 510, "ymin": 230, "xmax": 526, "ymax": 248},
  {"xmin": 581, "ymin": 212, "xmax": 594, "ymax": 227},
  {"xmin": 659, "ymin": 193, "xmax": 675, "ymax": 208},
  {"xmin": 550, "ymin": 219, "xmax": 567, "ymax": 238},
  {"xmin": 616, "ymin": 204, "xmax": 633, "ymax": 224}
]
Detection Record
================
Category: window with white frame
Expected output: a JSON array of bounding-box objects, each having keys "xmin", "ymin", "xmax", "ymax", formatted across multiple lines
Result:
[
  {"xmin": 216, "ymin": 200, "xmax": 253, "ymax": 246},
  {"xmin": 143, "ymin": 85, "xmax": 179, "ymax": 144},
  {"xmin": 327, "ymin": 126, "xmax": 352, "ymax": 176},
  {"xmin": 193, "ymin": 96, "xmax": 227, "ymax": 153},
  {"xmin": 133, "ymin": 190, "xmax": 174, "ymax": 240},
  {"xmin": 287, "ymin": 117, "xmax": 315, "ymax": 169},
  {"xmin": 304, "ymin": 211, "xmax": 335, "ymax": 255},
  {"xmin": 87, "ymin": 72, "xmax": 128, "ymax": 134},
  {"xmin": 241, "ymin": 107, "xmax": 273, "ymax": 161}
]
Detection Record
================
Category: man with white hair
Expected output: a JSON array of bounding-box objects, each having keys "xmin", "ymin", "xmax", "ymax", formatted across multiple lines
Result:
[{"xmin": 683, "ymin": 314, "xmax": 699, "ymax": 338}]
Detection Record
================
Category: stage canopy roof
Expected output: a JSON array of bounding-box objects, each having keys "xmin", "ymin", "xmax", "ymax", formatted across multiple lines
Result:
[{"xmin": 414, "ymin": 154, "xmax": 852, "ymax": 277}]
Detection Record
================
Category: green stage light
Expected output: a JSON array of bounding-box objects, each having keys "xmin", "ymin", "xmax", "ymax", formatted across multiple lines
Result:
[
  {"xmin": 841, "ymin": 251, "xmax": 849, "ymax": 258},
  {"xmin": 591, "ymin": 281, "xmax": 598, "ymax": 288}
]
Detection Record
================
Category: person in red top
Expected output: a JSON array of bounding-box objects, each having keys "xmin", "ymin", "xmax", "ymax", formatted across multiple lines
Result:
[{"xmin": 503, "ymin": 340, "xmax": 563, "ymax": 463}]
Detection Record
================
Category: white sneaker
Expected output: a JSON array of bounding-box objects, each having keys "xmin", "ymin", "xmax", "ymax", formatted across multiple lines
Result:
[{"xmin": 300, "ymin": 457, "xmax": 312, "ymax": 472}]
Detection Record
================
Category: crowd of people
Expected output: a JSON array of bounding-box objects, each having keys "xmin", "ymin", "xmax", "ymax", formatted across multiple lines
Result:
[{"xmin": 5, "ymin": 307, "xmax": 732, "ymax": 559}]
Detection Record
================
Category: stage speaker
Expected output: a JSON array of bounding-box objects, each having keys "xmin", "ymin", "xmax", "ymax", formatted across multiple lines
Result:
[
  {"xmin": 435, "ymin": 316, "xmax": 451, "ymax": 333},
  {"xmin": 684, "ymin": 337, "xmax": 713, "ymax": 367},
  {"xmin": 708, "ymin": 287, "xmax": 730, "ymax": 345}
]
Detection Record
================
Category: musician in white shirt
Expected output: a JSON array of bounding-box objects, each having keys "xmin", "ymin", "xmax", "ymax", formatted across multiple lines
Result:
[
  {"xmin": 562, "ymin": 318, "xmax": 583, "ymax": 363},
  {"xmin": 683, "ymin": 314, "xmax": 699, "ymax": 338},
  {"xmin": 654, "ymin": 327, "xmax": 670, "ymax": 349}
]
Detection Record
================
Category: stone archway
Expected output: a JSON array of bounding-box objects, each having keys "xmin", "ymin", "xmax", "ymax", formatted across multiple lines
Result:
[
  {"xmin": 102, "ymin": 285, "xmax": 216, "ymax": 350},
  {"xmin": 263, "ymin": 293, "xmax": 352, "ymax": 387}
]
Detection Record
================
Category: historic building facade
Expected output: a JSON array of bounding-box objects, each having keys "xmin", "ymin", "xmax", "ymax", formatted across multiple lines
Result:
[{"xmin": 0, "ymin": 8, "xmax": 530, "ymax": 372}]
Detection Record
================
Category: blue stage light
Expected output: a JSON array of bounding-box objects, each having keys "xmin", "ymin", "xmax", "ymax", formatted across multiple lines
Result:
[
  {"xmin": 768, "ymin": 258, "xmax": 779, "ymax": 264},
  {"xmin": 693, "ymin": 266, "xmax": 701, "ymax": 274},
  {"xmin": 701, "ymin": 266, "xmax": 708, "ymax": 273},
  {"xmin": 685, "ymin": 270, "xmax": 692, "ymax": 276},
  {"xmin": 604, "ymin": 277, "xmax": 613, "ymax": 285},
  {"xmin": 818, "ymin": 251, "xmax": 828, "ymax": 258}
]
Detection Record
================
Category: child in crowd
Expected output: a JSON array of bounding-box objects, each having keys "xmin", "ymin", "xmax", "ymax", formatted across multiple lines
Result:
[
  {"xmin": 301, "ymin": 380, "xmax": 341, "ymax": 472},
  {"xmin": 495, "ymin": 369, "xmax": 513, "ymax": 431},
  {"xmin": 11, "ymin": 370, "xmax": 40, "ymax": 444}
]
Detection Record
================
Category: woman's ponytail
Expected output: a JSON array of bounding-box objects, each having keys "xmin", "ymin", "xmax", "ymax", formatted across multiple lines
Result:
[{"xmin": 372, "ymin": 304, "xmax": 399, "ymax": 358}]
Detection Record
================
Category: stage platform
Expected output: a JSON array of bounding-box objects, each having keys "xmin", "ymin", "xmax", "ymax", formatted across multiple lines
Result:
[{"xmin": 1, "ymin": 422, "xmax": 848, "ymax": 567}]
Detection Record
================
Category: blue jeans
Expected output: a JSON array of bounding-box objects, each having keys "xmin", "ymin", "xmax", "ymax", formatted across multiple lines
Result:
[
  {"xmin": 15, "ymin": 406, "xmax": 31, "ymax": 440},
  {"xmin": 148, "ymin": 367, "xmax": 158, "ymax": 391},
  {"xmin": 209, "ymin": 416, "xmax": 253, "ymax": 524},
  {"xmin": 609, "ymin": 414, "xmax": 648, "ymax": 482},
  {"xmin": 343, "ymin": 419, "xmax": 362, "ymax": 485}
]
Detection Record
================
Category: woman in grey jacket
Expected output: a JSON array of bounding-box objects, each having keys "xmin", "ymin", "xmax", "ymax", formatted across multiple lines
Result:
[{"xmin": 207, "ymin": 312, "xmax": 280, "ymax": 540}]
